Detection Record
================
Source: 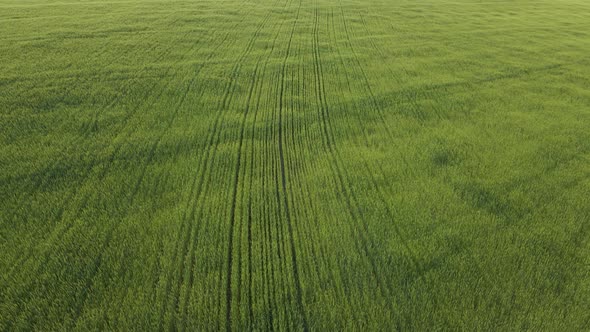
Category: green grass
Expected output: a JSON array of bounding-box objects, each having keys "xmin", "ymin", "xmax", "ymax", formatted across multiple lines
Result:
[{"xmin": 1, "ymin": 0, "xmax": 590, "ymax": 329}]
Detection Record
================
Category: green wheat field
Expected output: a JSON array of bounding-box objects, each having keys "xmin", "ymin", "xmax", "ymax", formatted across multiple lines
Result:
[{"xmin": 1, "ymin": 0, "xmax": 590, "ymax": 330}]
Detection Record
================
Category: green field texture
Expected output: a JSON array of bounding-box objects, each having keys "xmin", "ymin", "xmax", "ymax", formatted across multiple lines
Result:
[{"xmin": 1, "ymin": 0, "xmax": 590, "ymax": 330}]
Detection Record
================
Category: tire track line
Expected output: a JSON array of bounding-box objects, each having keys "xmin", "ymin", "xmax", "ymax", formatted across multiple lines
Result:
[
  {"xmin": 355, "ymin": 10, "xmax": 437, "ymax": 121},
  {"xmin": 243, "ymin": 14, "xmax": 286, "ymax": 331},
  {"xmin": 330, "ymin": 8, "xmax": 371, "ymax": 147},
  {"xmin": 71, "ymin": 71, "xmax": 194, "ymax": 320},
  {"xmin": 71, "ymin": 15, "xmax": 237, "ymax": 324},
  {"xmin": 156, "ymin": 10, "xmax": 252, "ymax": 330},
  {"xmin": 246, "ymin": 18, "xmax": 287, "ymax": 330},
  {"xmin": 341, "ymin": 2, "xmax": 423, "ymax": 274},
  {"xmin": 338, "ymin": 1, "xmax": 395, "ymax": 139},
  {"xmin": 150, "ymin": 3, "xmax": 252, "ymax": 327},
  {"xmin": 276, "ymin": 0, "xmax": 308, "ymax": 329},
  {"xmin": 158, "ymin": 5, "xmax": 279, "ymax": 330},
  {"xmin": 312, "ymin": 2, "xmax": 400, "ymax": 321},
  {"xmin": 288, "ymin": 17, "xmax": 324, "ymax": 290},
  {"xmin": 224, "ymin": 8, "xmax": 275, "ymax": 330}
]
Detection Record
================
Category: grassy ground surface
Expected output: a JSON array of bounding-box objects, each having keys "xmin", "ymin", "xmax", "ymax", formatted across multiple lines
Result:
[{"xmin": 1, "ymin": 0, "xmax": 590, "ymax": 330}]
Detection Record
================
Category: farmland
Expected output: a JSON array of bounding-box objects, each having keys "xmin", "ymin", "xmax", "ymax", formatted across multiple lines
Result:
[{"xmin": 1, "ymin": 0, "xmax": 590, "ymax": 329}]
